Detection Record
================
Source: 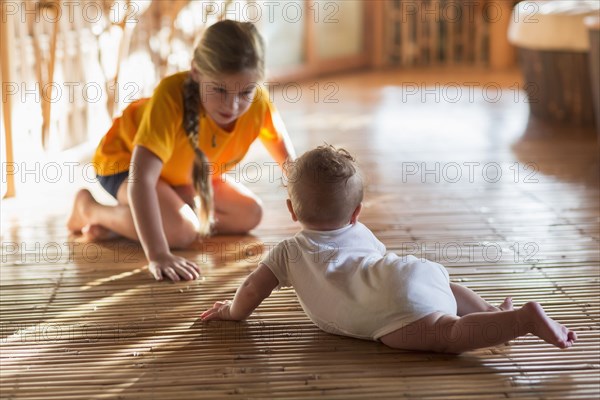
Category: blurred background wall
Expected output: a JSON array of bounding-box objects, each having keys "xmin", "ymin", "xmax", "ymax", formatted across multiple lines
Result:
[{"xmin": 0, "ymin": 0, "xmax": 530, "ymax": 197}]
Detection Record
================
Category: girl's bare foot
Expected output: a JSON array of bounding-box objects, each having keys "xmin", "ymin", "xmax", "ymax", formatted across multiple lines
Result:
[
  {"xmin": 521, "ymin": 302, "xmax": 577, "ymax": 349},
  {"xmin": 498, "ymin": 297, "xmax": 513, "ymax": 311},
  {"xmin": 67, "ymin": 189, "xmax": 96, "ymax": 233},
  {"xmin": 82, "ymin": 224, "xmax": 119, "ymax": 241}
]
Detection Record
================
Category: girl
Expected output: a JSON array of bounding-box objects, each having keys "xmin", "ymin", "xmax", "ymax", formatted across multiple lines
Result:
[{"xmin": 67, "ymin": 20, "xmax": 296, "ymax": 282}]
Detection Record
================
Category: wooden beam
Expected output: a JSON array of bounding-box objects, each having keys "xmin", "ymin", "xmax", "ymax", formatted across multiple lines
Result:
[
  {"xmin": 488, "ymin": 0, "xmax": 516, "ymax": 69},
  {"xmin": 367, "ymin": 0, "xmax": 386, "ymax": 69},
  {"xmin": 1, "ymin": 2, "xmax": 16, "ymax": 198},
  {"xmin": 304, "ymin": 0, "xmax": 318, "ymax": 70},
  {"xmin": 42, "ymin": 2, "xmax": 60, "ymax": 149}
]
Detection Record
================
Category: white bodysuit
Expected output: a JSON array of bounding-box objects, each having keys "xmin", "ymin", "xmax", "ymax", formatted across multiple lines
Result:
[{"xmin": 261, "ymin": 222, "xmax": 458, "ymax": 340}]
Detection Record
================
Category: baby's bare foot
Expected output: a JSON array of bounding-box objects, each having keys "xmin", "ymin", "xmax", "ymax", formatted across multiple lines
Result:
[
  {"xmin": 522, "ymin": 302, "xmax": 577, "ymax": 349},
  {"xmin": 67, "ymin": 189, "xmax": 96, "ymax": 233},
  {"xmin": 499, "ymin": 297, "xmax": 513, "ymax": 311}
]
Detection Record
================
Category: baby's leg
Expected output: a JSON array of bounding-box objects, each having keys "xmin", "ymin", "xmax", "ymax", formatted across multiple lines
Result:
[
  {"xmin": 380, "ymin": 302, "xmax": 576, "ymax": 354},
  {"xmin": 450, "ymin": 283, "xmax": 512, "ymax": 316}
]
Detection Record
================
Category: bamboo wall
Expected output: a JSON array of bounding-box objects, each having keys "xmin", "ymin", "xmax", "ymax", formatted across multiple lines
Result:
[
  {"xmin": 1, "ymin": 0, "xmax": 518, "ymax": 181},
  {"xmin": 2, "ymin": 0, "xmax": 214, "ymax": 154},
  {"xmin": 384, "ymin": 0, "xmax": 517, "ymax": 67}
]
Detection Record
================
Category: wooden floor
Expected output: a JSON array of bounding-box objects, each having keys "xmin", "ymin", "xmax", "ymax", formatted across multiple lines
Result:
[{"xmin": 2, "ymin": 68, "xmax": 599, "ymax": 399}]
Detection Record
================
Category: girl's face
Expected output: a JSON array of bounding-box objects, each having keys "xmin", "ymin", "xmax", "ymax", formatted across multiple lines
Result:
[{"xmin": 195, "ymin": 69, "xmax": 260, "ymax": 131}]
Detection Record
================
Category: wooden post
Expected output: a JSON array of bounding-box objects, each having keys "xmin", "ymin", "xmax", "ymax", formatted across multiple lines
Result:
[
  {"xmin": 585, "ymin": 16, "xmax": 600, "ymax": 136},
  {"xmin": 488, "ymin": 0, "xmax": 516, "ymax": 69},
  {"xmin": 1, "ymin": 2, "xmax": 16, "ymax": 198},
  {"xmin": 368, "ymin": 0, "xmax": 386, "ymax": 69},
  {"xmin": 304, "ymin": 0, "xmax": 318, "ymax": 75},
  {"xmin": 43, "ymin": 2, "xmax": 60, "ymax": 149}
]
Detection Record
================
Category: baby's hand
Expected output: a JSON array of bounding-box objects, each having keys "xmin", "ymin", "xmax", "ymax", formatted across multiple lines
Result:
[
  {"xmin": 149, "ymin": 253, "xmax": 200, "ymax": 281},
  {"xmin": 201, "ymin": 300, "xmax": 233, "ymax": 321}
]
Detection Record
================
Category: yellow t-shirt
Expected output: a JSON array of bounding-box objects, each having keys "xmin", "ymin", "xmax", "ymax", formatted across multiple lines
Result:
[{"xmin": 92, "ymin": 72, "xmax": 284, "ymax": 186}]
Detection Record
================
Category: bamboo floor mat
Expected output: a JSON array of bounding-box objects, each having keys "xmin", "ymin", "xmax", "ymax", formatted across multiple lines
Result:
[{"xmin": 1, "ymin": 70, "xmax": 599, "ymax": 399}]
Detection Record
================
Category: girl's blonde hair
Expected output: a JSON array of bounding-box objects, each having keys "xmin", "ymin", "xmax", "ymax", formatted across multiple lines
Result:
[
  {"xmin": 182, "ymin": 20, "xmax": 265, "ymax": 236},
  {"xmin": 192, "ymin": 20, "xmax": 265, "ymax": 80}
]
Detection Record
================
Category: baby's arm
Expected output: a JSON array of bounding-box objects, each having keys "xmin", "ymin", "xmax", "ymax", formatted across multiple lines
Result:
[{"xmin": 201, "ymin": 264, "xmax": 279, "ymax": 321}]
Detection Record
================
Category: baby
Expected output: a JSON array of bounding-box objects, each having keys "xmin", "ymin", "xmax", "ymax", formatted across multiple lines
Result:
[{"xmin": 201, "ymin": 145, "xmax": 576, "ymax": 353}]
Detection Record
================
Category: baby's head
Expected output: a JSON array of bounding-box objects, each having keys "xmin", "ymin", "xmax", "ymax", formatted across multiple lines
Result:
[{"xmin": 286, "ymin": 145, "xmax": 363, "ymax": 230}]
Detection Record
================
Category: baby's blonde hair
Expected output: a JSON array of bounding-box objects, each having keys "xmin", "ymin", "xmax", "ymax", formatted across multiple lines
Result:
[
  {"xmin": 286, "ymin": 145, "xmax": 363, "ymax": 228},
  {"xmin": 183, "ymin": 20, "xmax": 265, "ymax": 236}
]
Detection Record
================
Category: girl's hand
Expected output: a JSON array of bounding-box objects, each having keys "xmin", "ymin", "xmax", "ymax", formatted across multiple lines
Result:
[
  {"xmin": 149, "ymin": 253, "xmax": 200, "ymax": 281},
  {"xmin": 200, "ymin": 300, "xmax": 233, "ymax": 321}
]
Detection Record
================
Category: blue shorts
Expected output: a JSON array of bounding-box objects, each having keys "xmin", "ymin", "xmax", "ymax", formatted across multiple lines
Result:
[{"xmin": 97, "ymin": 171, "xmax": 129, "ymax": 200}]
